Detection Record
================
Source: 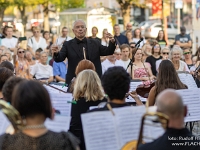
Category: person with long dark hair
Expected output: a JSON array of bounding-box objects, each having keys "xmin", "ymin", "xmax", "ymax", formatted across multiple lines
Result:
[
  {"xmin": 156, "ymin": 30, "xmax": 168, "ymax": 48},
  {"xmin": 148, "ymin": 60, "xmax": 187, "ymax": 106}
]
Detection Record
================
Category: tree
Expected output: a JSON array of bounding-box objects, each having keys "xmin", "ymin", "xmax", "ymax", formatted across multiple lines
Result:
[
  {"xmin": 0, "ymin": 0, "xmax": 12, "ymax": 28},
  {"xmin": 116, "ymin": 0, "xmax": 145, "ymax": 30}
]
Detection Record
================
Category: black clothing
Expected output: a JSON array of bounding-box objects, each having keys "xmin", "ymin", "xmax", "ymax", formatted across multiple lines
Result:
[
  {"xmin": 88, "ymin": 102, "xmax": 130, "ymax": 112},
  {"xmin": 138, "ymin": 128, "xmax": 200, "ymax": 150},
  {"xmin": 69, "ymin": 97, "xmax": 107, "ymax": 150},
  {"xmin": 88, "ymin": 36, "xmax": 101, "ymax": 42},
  {"xmin": 187, "ymin": 63, "xmax": 193, "ymax": 70},
  {"xmin": 54, "ymin": 38, "xmax": 116, "ymax": 84},
  {"xmin": 0, "ymin": 130, "xmax": 79, "ymax": 150},
  {"xmin": 146, "ymin": 55, "xmax": 162, "ymax": 76}
]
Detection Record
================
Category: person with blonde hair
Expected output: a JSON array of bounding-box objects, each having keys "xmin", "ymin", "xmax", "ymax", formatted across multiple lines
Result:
[
  {"xmin": 69, "ymin": 69, "xmax": 106, "ymax": 150},
  {"xmin": 27, "ymin": 26, "xmax": 47, "ymax": 55}
]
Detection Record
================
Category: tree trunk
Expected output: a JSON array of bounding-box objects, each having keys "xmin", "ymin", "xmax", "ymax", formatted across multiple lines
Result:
[
  {"xmin": 43, "ymin": 2, "xmax": 49, "ymax": 31},
  {"xmin": 18, "ymin": 5, "xmax": 28, "ymax": 36},
  {"xmin": 121, "ymin": 3, "xmax": 131, "ymax": 30},
  {"xmin": 0, "ymin": 7, "xmax": 6, "ymax": 29}
]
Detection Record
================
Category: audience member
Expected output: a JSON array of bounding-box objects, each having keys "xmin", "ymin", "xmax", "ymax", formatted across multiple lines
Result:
[
  {"xmin": 69, "ymin": 70, "xmax": 106, "ymax": 150},
  {"xmin": 113, "ymin": 48, "xmax": 122, "ymax": 60},
  {"xmin": 43, "ymin": 31, "xmax": 53, "ymax": 52},
  {"xmin": 156, "ymin": 47, "xmax": 170, "ymax": 71},
  {"xmin": 53, "ymin": 58, "xmax": 68, "ymax": 82},
  {"xmin": 101, "ymin": 51, "xmax": 125, "ymax": 74},
  {"xmin": 126, "ymin": 31, "xmax": 133, "ymax": 43},
  {"xmin": 27, "ymin": 27, "xmax": 47, "ymax": 53},
  {"xmin": 88, "ymin": 26, "xmax": 101, "ymax": 42},
  {"xmin": 146, "ymin": 42, "xmax": 162, "ymax": 76},
  {"xmin": 121, "ymin": 22, "xmax": 134, "ymax": 36},
  {"xmin": 113, "ymin": 24, "xmax": 129, "ymax": 45},
  {"xmin": 138, "ymin": 89, "xmax": 200, "ymax": 150},
  {"xmin": 183, "ymin": 48, "xmax": 193, "ymax": 69},
  {"xmin": 142, "ymin": 44, "xmax": 152, "ymax": 61},
  {"xmin": 148, "ymin": 60, "xmax": 187, "ymax": 106},
  {"xmin": 2, "ymin": 49, "xmax": 13, "ymax": 64},
  {"xmin": 133, "ymin": 28, "xmax": 145, "ymax": 48},
  {"xmin": 30, "ymin": 52, "xmax": 53, "ymax": 84},
  {"xmin": 25, "ymin": 51, "xmax": 36, "ymax": 72},
  {"xmin": 55, "ymin": 27, "xmax": 72, "ymax": 47},
  {"xmin": 120, "ymin": 44, "xmax": 131, "ymax": 69},
  {"xmin": 35, "ymin": 48, "xmax": 43, "ymax": 63},
  {"xmin": 101, "ymin": 28, "xmax": 109, "ymax": 46},
  {"xmin": 0, "ymin": 80, "xmax": 80, "ymax": 150},
  {"xmin": 175, "ymin": 26, "xmax": 192, "ymax": 49},
  {"xmin": 156, "ymin": 30, "xmax": 168, "ymax": 48},
  {"xmin": 170, "ymin": 47, "xmax": 189, "ymax": 72}
]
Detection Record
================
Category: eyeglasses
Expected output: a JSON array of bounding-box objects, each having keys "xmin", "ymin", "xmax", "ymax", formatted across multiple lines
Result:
[
  {"xmin": 162, "ymin": 52, "xmax": 169, "ymax": 55},
  {"xmin": 18, "ymin": 51, "xmax": 25, "ymax": 54},
  {"xmin": 184, "ymin": 52, "xmax": 191, "ymax": 55}
]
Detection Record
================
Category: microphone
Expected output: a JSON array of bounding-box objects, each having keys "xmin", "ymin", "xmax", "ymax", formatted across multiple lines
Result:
[{"xmin": 135, "ymin": 38, "xmax": 144, "ymax": 47}]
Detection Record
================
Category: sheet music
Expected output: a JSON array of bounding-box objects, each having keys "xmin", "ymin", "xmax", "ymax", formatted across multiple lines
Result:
[
  {"xmin": 176, "ymin": 89, "xmax": 200, "ymax": 122},
  {"xmin": 49, "ymin": 84, "xmax": 68, "ymax": 92},
  {"xmin": 114, "ymin": 106, "xmax": 145, "ymax": 148},
  {"xmin": 49, "ymin": 93, "xmax": 72, "ymax": 116},
  {"xmin": 82, "ymin": 111, "xmax": 120, "ymax": 150},
  {"xmin": 126, "ymin": 81, "xmax": 147, "ymax": 102},
  {"xmin": 45, "ymin": 115, "xmax": 71, "ymax": 132},
  {"xmin": 44, "ymin": 84, "xmax": 61, "ymax": 93},
  {"xmin": 0, "ymin": 111, "xmax": 11, "ymax": 135},
  {"xmin": 178, "ymin": 73, "xmax": 197, "ymax": 89}
]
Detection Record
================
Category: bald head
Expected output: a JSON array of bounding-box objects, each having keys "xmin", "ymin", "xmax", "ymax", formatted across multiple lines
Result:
[
  {"xmin": 156, "ymin": 89, "xmax": 185, "ymax": 119},
  {"xmin": 126, "ymin": 23, "xmax": 132, "ymax": 31},
  {"xmin": 72, "ymin": 19, "xmax": 86, "ymax": 29}
]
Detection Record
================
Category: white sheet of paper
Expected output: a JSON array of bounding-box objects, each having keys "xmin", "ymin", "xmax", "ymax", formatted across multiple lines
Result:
[
  {"xmin": 49, "ymin": 84, "xmax": 68, "ymax": 92},
  {"xmin": 82, "ymin": 111, "xmax": 120, "ymax": 150},
  {"xmin": 44, "ymin": 84, "xmax": 61, "ymax": 93},
  {"xmin": 126, "ymin": 81, "xmax": 147, "ymax": 102},
  {"xmin": 81, "ymin": 106, "xmax": 146, "ymax": 150},
  {"xmin": 176, "ymin": 89, "xmax": 200, "ymax": 122},
  {"xmin": 0, "ymin": 111, "xmax": 11, "ymax": 135},
  {"xmin": 178, "ymin": 73, "xmax": 197, "ymax": 89},
  {"xmin": 49, "ymin": 93, "xmax": 72, "ymax": 116},
  {"xmin": 45, "ymin": 115, "xmax": 71, "ymax": 132}
]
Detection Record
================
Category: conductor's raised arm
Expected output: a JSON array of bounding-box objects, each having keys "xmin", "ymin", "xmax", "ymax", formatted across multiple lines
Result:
[
  {"xmin": 99, "ymin": 33, "xmax": 116, "ymax": 56},
  {"xmin": 52, "ymin": 42, "xmax": 68, "ymax": 62}
]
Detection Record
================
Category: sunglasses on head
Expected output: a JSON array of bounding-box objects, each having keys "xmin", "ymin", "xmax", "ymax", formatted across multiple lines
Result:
[
  {"xmin": 183, "ymin": 52, "xmax": 191, "ymax": 55},
  {"xmin": 162, "ymin": 52, "xmax": 169, "ymax": 55},
  {"xmin": 18, "ymin": 51, "xmax": 25, "ymax": 54}
]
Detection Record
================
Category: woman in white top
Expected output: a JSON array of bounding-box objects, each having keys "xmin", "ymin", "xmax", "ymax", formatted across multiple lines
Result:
[
  {"xmin": 30, "ymin": 52, "xmax": 53, "ymax": 84},
  {"xmin": 133, "ymin": 28, "xmax": 145, "ymax": 48},
  {"xmin": 170, "ymin": 46, "xmax": 189, "ymax": 72},
  {"xmin": 27, "ymin": 27, "xmax": 47, "ymax": 56}
]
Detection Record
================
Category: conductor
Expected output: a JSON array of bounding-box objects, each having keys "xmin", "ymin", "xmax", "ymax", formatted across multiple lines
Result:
[{"xmin": 52, "ymin": 19, "xmax": 116, "ymax": 84}]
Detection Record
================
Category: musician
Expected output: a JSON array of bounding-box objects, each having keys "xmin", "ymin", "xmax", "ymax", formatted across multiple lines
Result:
[
  {"xmin": 52, "ymin": 19, "xmax": 116, "ymax": 85},
  {"xmin": 148, "ymin": 60, "xmax": 187, "ymax": 106},
  {"xmin": 0, "ymin": 67, "xmax": 13, "ymax": 99},
  {"xmin": 2, "ymin": 77, "xmax": 24, "ymax": 103},
  {"xmin": 138, "ymin": 89, "xmax": 200, "ymax": 150},
  {"xmin": 0, "ymin": 80, "xmax": 79, "ymax": 150},
  {"xmin": 0, "ymin": 61, "xmax": 14, "ymax": 72},
  {"xmin": 89, "ymin": 66, "xmax": 143, "ymax": 113},
  {"xmin": 69, "ymin": 70, "xmax": 106, "ymax": 150}
]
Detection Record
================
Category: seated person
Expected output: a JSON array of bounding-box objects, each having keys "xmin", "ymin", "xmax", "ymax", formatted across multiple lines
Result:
[
  {"xmin": 53, "ymin": 58, "xmax": 67, "ymax": 83},
  {"xmin": 138, "ymin": 89, "xmax": 200, "ymax": 150},
  {"xmin": 0, "ymin": 55, "xmax": 8, "ymax": 64},
  {"xmin": 89, "ymin": 66, "xmax": 143, "ymax": 113},
  {"xmin": 30, "ymin": 52, "xmax": 53, "ymax": 84},
  {"xmin": 69, "ymin": 70, "xmax": 106, "ymax": 150},
  {"xmin": 35, "ymin": 48, "xmax": 43, "ymax": 63},
  {"xmin": 0, "ymin": 67, "xmax": 13, "ymax": 99},
  {"xmin": 0, "ymin": 80, "xmax": 79, "ymax": 149},
  {"xmin": 2, "ymin": 77, "xmax": 25, "ymax": 103},
  {"xmin": 0, "ymin": 61, "xmax": 14, "ymax": 72},
  {"xmin": 101, "ymin": 52, "xmax": 125, "ymax": 74}
]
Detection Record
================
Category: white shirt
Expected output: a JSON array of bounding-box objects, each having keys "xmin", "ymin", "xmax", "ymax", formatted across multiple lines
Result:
[
  {"xmin": 30, "ymin": 63, "xmax": 53, "ymax": 79},
  {"xmin": 121, "ymin": 59, "xmax": 131, "ymax": 69},
  {"xmin": 56, "ymin": 36, "xmax": 72, "ymax": 46},
  {"xmin": 28, "ymin": 37, "xmax": 47, "ymax": 52},
  {"xmin": 156, "ymin": 59, "xmax": 162, "ymax": 71},
  {"xmin": 178, "ymin": 60, "xmax": 190, "ymax": 72},
  {"xmin": 102, "ymin": 59, "xmax": 125, "ymax": 74},
  {"xmin": 132, "ymin": 38, "xmax": 146, "ymax": 48},
  {"xmin": 1, "ymin": 37, "xmax": 18, "ymax": 49}
]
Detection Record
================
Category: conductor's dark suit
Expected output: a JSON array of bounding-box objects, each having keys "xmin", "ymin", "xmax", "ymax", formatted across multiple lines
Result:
[{"xmin": 54, "ymin": 37, "xmax": 116, "ymax": 84}]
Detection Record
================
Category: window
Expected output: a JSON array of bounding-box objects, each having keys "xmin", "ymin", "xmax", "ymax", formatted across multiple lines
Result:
[{"xmin": 167, "ymin": 24, "xmax": 172, "ymax": 28}]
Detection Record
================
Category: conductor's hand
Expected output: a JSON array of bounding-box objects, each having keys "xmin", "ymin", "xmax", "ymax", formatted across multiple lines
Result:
[
  {"xmin": 51, "ymin": 45, "xmax": 59, "ymax": 55},
  {"xmin": 106, "ymin": 33, "xmax": 115, "ymax": 43}
]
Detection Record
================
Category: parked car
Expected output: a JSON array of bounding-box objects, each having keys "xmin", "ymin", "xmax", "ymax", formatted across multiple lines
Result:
[
  {"xmin": 138, "ymin": 20, "xmax": 161, "ymax": 36},
  {"xmin": 144, "ymin": 22, "xmax": 178, "ymax": 39}
]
